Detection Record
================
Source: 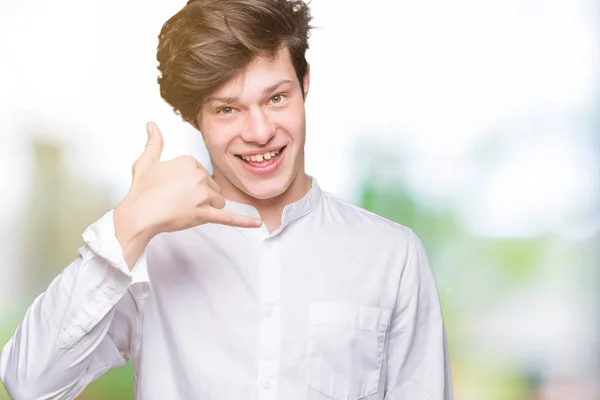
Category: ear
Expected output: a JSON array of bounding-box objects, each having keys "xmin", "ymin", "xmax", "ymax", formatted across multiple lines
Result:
[{"xmin": 302, "ymin": 62, "xmax": 311, "ymax": 99}]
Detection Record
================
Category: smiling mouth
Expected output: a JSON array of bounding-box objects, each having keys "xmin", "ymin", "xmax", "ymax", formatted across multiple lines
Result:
[{"xmin": 235, "ymin": 145, "xmax": 287, "ymax": 165}]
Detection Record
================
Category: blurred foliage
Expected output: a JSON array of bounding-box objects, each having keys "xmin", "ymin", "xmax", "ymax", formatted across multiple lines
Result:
[
  {"xmin": 77, "ymin": 364, "xmax": 134, "ymax": 399},
  {"xmin": 1, "ymin": 321, "xmax": 13, "ymax": 400}
]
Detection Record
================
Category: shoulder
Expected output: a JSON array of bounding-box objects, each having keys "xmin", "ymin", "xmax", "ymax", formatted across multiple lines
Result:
[{"xmin": 318, "ymin": 191, "xmax": 415, "ymax": 246}]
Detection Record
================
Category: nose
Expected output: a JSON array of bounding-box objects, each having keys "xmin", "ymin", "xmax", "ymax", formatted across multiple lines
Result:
[{"xmin": 241, "ymin": 107, "xmax": 275, "ymax": 145}]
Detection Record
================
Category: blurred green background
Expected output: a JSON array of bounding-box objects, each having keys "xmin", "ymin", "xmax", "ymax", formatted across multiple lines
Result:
[{"xmin": 1, "ymin": 0, "xmax": 598, "ymax": 399}]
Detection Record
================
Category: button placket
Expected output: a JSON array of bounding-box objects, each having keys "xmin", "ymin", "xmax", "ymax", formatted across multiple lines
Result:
[
  {"xmin": 257, "ymin": 240, "xmax": 281, "ymax": 400},
  {"xmin": 262, "ymin": 379, "xmax": 272, "ymax": 390},
  {"xmin": 264, "ymin": 305, "xmax": 274, "ymax": 318}
]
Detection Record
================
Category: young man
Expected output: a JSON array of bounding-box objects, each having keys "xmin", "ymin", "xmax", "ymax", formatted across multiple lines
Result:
[{"xmin": 0, "ymin": 1, "xmax": 453, "ymax": 399}]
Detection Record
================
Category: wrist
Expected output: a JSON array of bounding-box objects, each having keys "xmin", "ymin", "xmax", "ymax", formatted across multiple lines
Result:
[{"xmin": 114, "ymin": 197, "xmax": 155, "ymax": 269}]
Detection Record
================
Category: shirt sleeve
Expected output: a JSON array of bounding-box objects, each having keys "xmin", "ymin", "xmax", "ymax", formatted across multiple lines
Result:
[
  {"xmin": 384, "ymin": 230, "xmax": 454, "ymax": 399},
  {"xmin": 0, "ymin": 209, "xmax": 150, "ymax": 400}
]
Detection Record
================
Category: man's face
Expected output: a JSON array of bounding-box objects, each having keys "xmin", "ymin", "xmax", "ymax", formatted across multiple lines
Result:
[{"xmin": 197, "ymin": 47, "xmax": 310, "ymax": 201}]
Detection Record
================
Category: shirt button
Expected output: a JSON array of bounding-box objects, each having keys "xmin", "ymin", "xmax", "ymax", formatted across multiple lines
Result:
[
  {"xmin": 140, "ymin": 282, "xmax": 150, "ymax": 295},
  {"xmin": 262, "ymin": 379, "xmax": 271, "ymax": 390},
  {"xmin": 264, "ymin": 306, "xmax": 274, "ymax": 318},
  {"xmin": 105, "ymin": 288, "xmax": 116, "ymax": 300}
]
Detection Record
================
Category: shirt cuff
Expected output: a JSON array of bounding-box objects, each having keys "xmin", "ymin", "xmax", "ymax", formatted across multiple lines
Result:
[{"xmin": 82, "ymin": 209, "xmax": 150, "ymax": 291}]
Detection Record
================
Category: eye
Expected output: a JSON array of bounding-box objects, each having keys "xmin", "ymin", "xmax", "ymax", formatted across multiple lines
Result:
[
  {"xmin": 269, "ymin": 94, "xmax": 286, "ymax": 105},
  {"xmin": 218, "ymin": 106, "xmax": 236, "ymax": 115}
]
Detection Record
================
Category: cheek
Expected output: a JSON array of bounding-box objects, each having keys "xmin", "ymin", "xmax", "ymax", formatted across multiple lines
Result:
[
  {"xmin": 276, "ymin": 106, "xmax": 306, "ymax": 139},
  {"xmin": 202, "ymin": 123, "xmax": 237, "ymax": 154}
]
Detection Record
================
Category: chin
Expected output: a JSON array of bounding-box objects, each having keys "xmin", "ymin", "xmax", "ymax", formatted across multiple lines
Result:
[{"xmin": 240, "ymin": 175, "xmax": 293, "ymax": 201}]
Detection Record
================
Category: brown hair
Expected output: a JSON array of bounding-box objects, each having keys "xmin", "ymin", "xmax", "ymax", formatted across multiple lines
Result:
[{"xmin": 156, "ymin": 0, "xmax": 313, "ymax": 125}]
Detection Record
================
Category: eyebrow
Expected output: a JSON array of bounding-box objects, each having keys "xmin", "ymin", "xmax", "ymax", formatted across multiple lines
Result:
[{"xmin": 206, "ymin": 79, "xmax": 292, "ymax": 104}]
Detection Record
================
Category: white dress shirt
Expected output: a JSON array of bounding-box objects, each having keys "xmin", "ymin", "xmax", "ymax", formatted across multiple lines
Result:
[{"xmin": 0, "ymin": 177, "xmax": 453, "ymax": 399}]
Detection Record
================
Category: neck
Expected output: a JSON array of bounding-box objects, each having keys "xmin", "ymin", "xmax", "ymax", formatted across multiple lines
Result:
[{"xmin": 214, "ymin": 172, "xmax": 312, "ymax": 233}]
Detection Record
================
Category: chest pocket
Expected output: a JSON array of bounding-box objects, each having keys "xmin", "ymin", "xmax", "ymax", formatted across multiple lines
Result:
[{"xmin": 306, "ymin": 302, "xmax": 391, "ymax": 400}]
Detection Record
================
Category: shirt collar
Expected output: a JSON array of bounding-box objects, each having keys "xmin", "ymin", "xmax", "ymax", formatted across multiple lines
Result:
[{"xmin": 223, "ymin": 175, "xmax": 323, "ymax": 225}]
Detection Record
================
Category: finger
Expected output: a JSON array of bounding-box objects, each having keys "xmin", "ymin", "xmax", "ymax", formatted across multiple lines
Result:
[
  {"xmin": 188, "ymin": 159, "xmax": 218, "ymax": 193},
  {"xmin": 206, "ymin": 176, "xmax": 221, "ymax": 194},
  {"xmin": 209, "ymin": 191, "xmax": 226, "ymax": 209},
  {"xmin": 195, "ymin": 159, "xmax": 209, "ymax": 173},
  {"xmin": 205, "ymin": 208, "xmax": 263, "ymax": 228}
]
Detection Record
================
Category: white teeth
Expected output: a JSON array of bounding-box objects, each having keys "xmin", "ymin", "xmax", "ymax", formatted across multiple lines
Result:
[{"xmin": 242, "ymin": 148, "xmax": 282, "ymax": 163}]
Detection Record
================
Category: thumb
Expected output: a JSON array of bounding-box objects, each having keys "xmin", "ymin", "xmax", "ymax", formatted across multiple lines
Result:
[
  {"xmin": 133, "ymin": 122, "xmax": 164, "ymax": 177},
  {"xmin": 143, "ymin": 121, "xmax": 164, "ymax": 162}
]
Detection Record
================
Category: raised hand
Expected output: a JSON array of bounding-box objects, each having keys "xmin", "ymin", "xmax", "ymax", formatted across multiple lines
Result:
[{"xmin": 114, "ymin": 122, "xmax": 262, "ymax": 267}]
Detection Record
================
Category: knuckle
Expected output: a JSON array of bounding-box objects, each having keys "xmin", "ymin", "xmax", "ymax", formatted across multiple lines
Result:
[
  {"xmin": 194, "ymin": 169, "xmax": 207, "ymax": 185},
  {"xmin": 183, "ymin": 155, "xmax": 197, "ymax": 168},
  {"xmin": 197, "ymin": 163, "xmax": 208, "ymax": 173},
  {"xmin": 131, "ymin": 160, "xmax": 146, "ymax": 177},
  {"xmin": 174, "ymin": 155, "xmax": 190, "ymax": 167}
]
